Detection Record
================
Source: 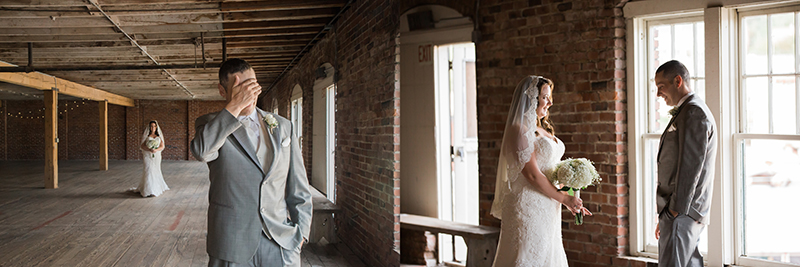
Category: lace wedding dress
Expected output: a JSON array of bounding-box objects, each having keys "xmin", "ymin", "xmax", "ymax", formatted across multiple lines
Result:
[
  {"xmin": 135, "ymin": 136, "xmax": 169, "ymax": 197},
  {"xmin": 492, "ymin": 135, "xmax": 567, "ymax": 267}
]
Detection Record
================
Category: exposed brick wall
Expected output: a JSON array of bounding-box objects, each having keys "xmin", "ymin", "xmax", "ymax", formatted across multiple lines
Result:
[
  {"xmin": 139, "ymin": 100, "xmax": 188, "ymax": 161},
  {"xmin": 263, "ymin": 53, "xmax": 324, "ymax": 181},
  {"xmin": 264, "ymin": 1, "xmax": 402, "ymax": 266},
  {"xmin": 476, "ymin": 0, "xmax": 636, "ymax": 266},
  {"xmin": 125, "ymin": 100, "xmax": 141, "ymax": 160},
  {"xmin": 132, "ymin": 100, "xmax": 227, "ymax": 161},
  {"xmin": 108, "ymin": 104, "xmax": 127, "ymax": 160},
  {"xmin": 65, "ymin": 100, "xmax": 99, "ymax": 160},
  {"xmin": 5, "ymin": 100, "xmax": 49, "ymax": 160},
  {"xmin": 3, "ymin": 99, "xmax": 125, "ymax": 161},
  {"xmin": 2, "ymin": 99, "xmax": 225, "ymax": 162}
]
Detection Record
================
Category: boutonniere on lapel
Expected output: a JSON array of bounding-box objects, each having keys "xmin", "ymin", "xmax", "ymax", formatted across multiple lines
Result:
[
  {"xmin": 263, "ymin": 114, "xmax": 278, "ymax": 134},
  {"xmin": 668, "ymin": 106, "xmax": 679, "ymax": 117}
]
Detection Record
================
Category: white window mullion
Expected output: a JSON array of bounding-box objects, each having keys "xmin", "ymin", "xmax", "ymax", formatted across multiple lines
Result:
[
  {"xmin": 769, "ymin": 76, "xmax": 775, "ymax": 133},
  {"xmin": 706, "ymin": 6, "xmax": 738, "ymax": 266},
  {"xmin": 768, "ymin": 14, "xmax": 776, "ymax": 133},
  {"xmin": 671, "ymin": 24, "xmax": 677, "ymax": 60},
  {"xmin": 694, "ymin": 23, "xmax": 698, "ymax": 91},
  {"xmin": 796, "ymin": 12, "xmax": 800, "ymax": 134},
  {"xmin": 627, "ymin": 16, "xmax": 649, "ymax": 256}
]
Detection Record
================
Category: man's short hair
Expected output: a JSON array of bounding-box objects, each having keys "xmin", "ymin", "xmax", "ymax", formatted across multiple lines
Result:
[
  {"xmin": 656, "ymin": 60, "xmax": 690, "ymax": 86},
  {"xmin": 218, "ymin": 58, "xmax": 252, "ymax": 87}
]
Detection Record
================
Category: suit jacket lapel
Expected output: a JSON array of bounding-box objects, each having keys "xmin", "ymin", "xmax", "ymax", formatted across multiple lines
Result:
[
  {"xmin": 657, "ymin": 94, "xmax": 694, "ymax": 161},
  {"xmin": 231, "ymin": 119, "xmax": 265, "ymax": 175},
  {"xmin": 258, "ymin": 109, "xmax": 281, "ymax": 179}
]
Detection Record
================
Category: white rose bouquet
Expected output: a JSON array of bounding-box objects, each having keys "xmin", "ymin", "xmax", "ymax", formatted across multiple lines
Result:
[
  {"xmin": 146, "ymin": 139, "xmax": 160, "ymax": 158},
  {"xmin": 551, "ymin": 158, "xmax": 601, "ymax": 225}
]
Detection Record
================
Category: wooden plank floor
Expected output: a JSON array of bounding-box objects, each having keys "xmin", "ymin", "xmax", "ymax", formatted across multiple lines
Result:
[{"xmin": 0, "ymin": 160, "xmax": 366, "ymax": 267}]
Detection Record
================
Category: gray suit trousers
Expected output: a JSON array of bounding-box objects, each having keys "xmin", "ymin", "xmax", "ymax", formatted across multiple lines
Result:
[
  {"xmin": 658, "ymin": 211, "xmax": 705, "ymax": 267},
  {"xmin": 208, "ymin": 233, "xmax": 301, "ymax": 267}
]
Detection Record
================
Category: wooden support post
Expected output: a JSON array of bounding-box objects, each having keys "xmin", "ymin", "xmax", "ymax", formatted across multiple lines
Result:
[
  {"xmin": 99, "ymin": 100, "xmax": 108, "ymax": 171},
  {"xmin": 44, "ymin": 90, "xmax": 58, "ymax": 189}
]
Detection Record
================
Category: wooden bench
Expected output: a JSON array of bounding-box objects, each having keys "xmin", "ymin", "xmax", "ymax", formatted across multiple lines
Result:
[
  {"xmin": 310, "ymin": 187, "xmax": 340, "ymax": 244},
  {"xmin": 400, "ymin": 213, "xmax": 500, "ymax": 267}
]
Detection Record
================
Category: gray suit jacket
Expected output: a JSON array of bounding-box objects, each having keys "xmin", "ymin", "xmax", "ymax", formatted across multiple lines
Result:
[
  {"xmin": 191, "ymin": 108, "xmax": 312, "ymax": 263},
  {"xmin": 657, "ymin": 94, "xmax": 717, "ymax": 224}
]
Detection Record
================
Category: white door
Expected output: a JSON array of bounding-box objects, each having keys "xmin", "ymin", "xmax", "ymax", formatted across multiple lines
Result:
[{"xmin": 436, "ymin": 43, "xmax": 478, "ymax": 264}]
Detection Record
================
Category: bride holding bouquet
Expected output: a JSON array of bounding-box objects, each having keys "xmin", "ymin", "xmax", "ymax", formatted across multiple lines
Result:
[{"xmin": 131, "ymin": 120, "xmax": 169, "ymax": 197}]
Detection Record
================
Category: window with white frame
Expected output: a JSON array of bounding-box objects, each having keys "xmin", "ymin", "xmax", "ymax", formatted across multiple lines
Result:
[
  {"xmin": 628, "ymin": 1, "xmax": 800, "ymax": 266},
  {"xmin": 290, "ymin": 85, "xmax": 303, "ymax": 150},
  {"xmin": 737, "ymin": 7, "xmax": 800, "ymax": 265},
  {"xmin": 637, "ymin": 15, "xmax": 709, "ymax": 256}
]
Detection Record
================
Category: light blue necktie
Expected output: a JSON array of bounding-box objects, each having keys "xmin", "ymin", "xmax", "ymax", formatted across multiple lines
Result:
[{"xmin": 242, "ymin": 118, "xmax": 260, "ymax": 150}]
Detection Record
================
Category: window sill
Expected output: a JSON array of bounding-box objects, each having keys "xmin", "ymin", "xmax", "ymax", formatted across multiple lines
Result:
[{"xmin": 617, "ymin": 255, "xmax": 659, "ymax": 266}]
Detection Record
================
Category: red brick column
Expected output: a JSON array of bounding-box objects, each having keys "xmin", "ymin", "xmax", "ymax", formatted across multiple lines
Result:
[{"xmin": 188, "ymin": 100, "xmax": 198, "ymax": 160}]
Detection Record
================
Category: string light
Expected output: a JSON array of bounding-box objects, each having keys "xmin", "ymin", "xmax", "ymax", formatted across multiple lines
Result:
[{"xmin": 4, "ymin": 97, "xmax": 92, "ymax": 120}]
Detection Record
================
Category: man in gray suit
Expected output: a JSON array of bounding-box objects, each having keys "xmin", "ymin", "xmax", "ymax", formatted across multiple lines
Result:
[
  {"xmin": 654, "ymin": 60, "xmax": 717, "ymax": 267},
  {"xmin": 191, "ymin": 58, "xmax": 312, "ymax": 267}
]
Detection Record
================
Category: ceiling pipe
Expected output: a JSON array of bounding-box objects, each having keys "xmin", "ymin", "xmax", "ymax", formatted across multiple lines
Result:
[
  {"xmin": 27, "ymin": 42, "xmax": 33, "ymax": 72},
  {"xmin": 263, "ymin": 0, "xmax": 353, "ymax": 95},
  {"xmin": 86, "ymin": 0, "xmax": 195, "ymax": 98},
  {"xmin": 222, "ymin": 38, "xmax": 228, "ymax": 63},
  {"xmin": 201, "ymin": 32, "xmax": 206, "ymax": 69}
]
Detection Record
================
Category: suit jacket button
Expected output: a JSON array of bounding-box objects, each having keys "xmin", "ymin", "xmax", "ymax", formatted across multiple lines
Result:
[{"xmin": 261, "ymin": 208, "xmax": 266, "ymax": 213}]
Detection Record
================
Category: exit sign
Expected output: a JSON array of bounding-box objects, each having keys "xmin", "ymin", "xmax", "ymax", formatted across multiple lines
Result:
[{"xmin": 418, "ymin": 44, "xmax": 432, "ymax": 65}]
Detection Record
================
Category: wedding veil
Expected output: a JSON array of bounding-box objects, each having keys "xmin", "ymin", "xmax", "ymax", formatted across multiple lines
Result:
[
  {"xmin": 490, "ymin": 75, "xmax": 542, "ymax": 220},
  {"xmin": 140, "ymin": 120, "xmax": 165, "ymax": 150}
]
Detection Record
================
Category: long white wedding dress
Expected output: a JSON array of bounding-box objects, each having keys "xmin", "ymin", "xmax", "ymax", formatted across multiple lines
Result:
[
  {"xmin": 133, "ymin": 136, "xmax": 169, "ymax": 197},
  {"xmin": 493, "ymin": 134, "xmax": 568, "ymax": 267}
]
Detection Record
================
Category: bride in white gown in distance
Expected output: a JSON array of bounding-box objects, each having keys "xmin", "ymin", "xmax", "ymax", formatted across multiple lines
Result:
[
  {"xmin": 131, "ymin": 120, "xmax": 169, "ymax": 197},
  {"xmin": 491, "ymin": 76, "xmax": 592, "ymax": 267}
]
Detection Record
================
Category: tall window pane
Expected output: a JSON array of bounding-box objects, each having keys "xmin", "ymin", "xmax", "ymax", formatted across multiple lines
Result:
[
  {"xmin": 771, "ymin": 13, "xmax": 795, "ymax": 74},
  {"xmin": 744, "ymin": 77, "xmax": 770, "ymax": 133},
  {"xmin": 773, "ymin": 76, "xmax": 797, "ymax": 134},
  {"xmin": 648, "ymin": 21, "xmax": 705, "ymax": 134},
  {"xmin": 674, "ymin": 23, "xmax": 696, "ymax": 75},
  {"xmin": 740, "ymin": 9, "xmax": 800, "ymax": 265},
  {"xmin": 644, "ymin": 18, "xmax": 706, "ymax": 255},
  {"xmin": 741, "ymin": 139, "xmax": 800, "ymax": 264},
  {"xmin": 643, "ymin": 138, "xmax": 659, "ymax": 251},
  {"xmin": 744, "ymin": 15, "xmax": 768, "ymax": 75}
]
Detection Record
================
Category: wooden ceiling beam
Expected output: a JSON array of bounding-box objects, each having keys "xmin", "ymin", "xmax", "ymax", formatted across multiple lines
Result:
[
  {"xmin": 47, "ymin": 68, "xmax": 219, "ymax": 76},
  {"xmin": 222, "ymin": 7, "xmax": 338, "ymax": 22},
  {"xmin": 0, "ymin": 1, "xmax": 344, "ymax": 18},
  {"xmin": 221, "ymin": 27, "xmax": 319, "ymax": 38},
  {"xmin": 0, "ymin": 17, "xmax": 324, "ymax": 35},
  {"xmin": 227, "ymin": 42, "xmax": 308, "ymax": 49},
  {"xmin": 221, "ymin": 18, "xmax": 327, "ymax": 30},
  {"xmin": 225, "ymin": 34, "xmax": 316, "ymax": 43},
  {"xmin": 0, "ymin": 8, "xmax": 335, "ymax": 28},
  {"xmin": 1, "ymin": 0, "xmax": 339, "ymax": 7},
  {"xmin": 0, "ymin": 26, "xmax": 119, "ymax": 36},
  {"xmin": 0, "ymin": 28, "xmax": 317, "ymax": 43},
  {"xmin": 0, "ymin": 61, "xmax": 134, "ymax": 106}
]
